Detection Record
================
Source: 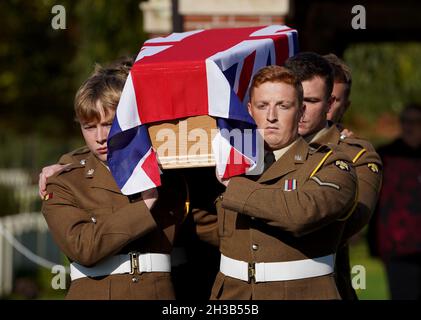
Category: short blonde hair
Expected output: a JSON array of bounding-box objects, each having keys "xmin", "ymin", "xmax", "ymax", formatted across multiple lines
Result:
[
  {"xmin": 249, "ymin": 65, "xmax": 303, "ymax": 107},
  {"xmin": 74, "ymin": 57, "xmax": 133, "ymax": 123}
]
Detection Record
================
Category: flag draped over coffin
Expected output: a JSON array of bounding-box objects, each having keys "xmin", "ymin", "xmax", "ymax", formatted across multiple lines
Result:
[{"xmin": 108, "ymin": 25, "xmax": 298, "ymax": 195}]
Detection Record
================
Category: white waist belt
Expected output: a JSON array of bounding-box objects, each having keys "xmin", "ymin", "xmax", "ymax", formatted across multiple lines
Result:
[
  {"xmin": 220, "ymin": 253, "xmax": 335, "ymax": 283},
  {"xmin": 70, "ymin": 253, "xmax": 171, "ymax": 281}
]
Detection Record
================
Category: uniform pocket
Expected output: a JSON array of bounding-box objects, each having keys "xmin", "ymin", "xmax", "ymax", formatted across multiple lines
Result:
[
  {"xmin": 153, "ymin": 273, "xmax": 176, "ymax": 300},
  {"xmin": 210, "ymin": 272, "xmax": 225, "ymax": 300},
  {"xmin": 66, "ymin": 277, "xmax": 110, "ymax": 300},
  {"xmin": 217, "ymin": 208, "xmax": 236, "ymax": 238}
]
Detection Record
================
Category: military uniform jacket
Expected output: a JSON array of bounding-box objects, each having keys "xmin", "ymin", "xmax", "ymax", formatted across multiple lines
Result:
[
  {"xmin": 312, "ymin": 124, "xmax": 383, "ymax": 241},
  {"xmin": 207, "ymin": 137, "xmax": 357, "ymax": 300},
  {"xmin": 42, "ymin": 147, "xmax": 187, "ymax": 300},
  {"xmin": 312, "ymin": 124, "xmax": 383, "ymax": 300}
]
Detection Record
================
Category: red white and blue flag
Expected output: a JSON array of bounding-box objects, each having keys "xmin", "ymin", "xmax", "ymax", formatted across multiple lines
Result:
[{"xmin": 108, "ymin": 25, "xmax": 298, "ymax": 195}]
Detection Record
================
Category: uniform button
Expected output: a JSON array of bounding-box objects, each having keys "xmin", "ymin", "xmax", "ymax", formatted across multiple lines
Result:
[
  {"xmin": 132, "ymin": 276, "xmax": 139, "ymax": 283},
  {"xmin": 250, "ymin": 216, "xmax": 256, "ymax": 220},
  {"xmin": 80, "ymin": 159, "xmax": 86, "ymax": 166},
  {"xmin": 219, "ymin": 194, "xmax": 224, "ymax": 200},
  {"xmin": 91, "ymin": 217, "xmax": 97, "ymax": 224},
  {"xmin": 87, "ymin": 168, "xmax": 95, "ymax": 176},
  {"xmin": 252, "ymin": 244, "xmax": 259, "ymax": 251}
]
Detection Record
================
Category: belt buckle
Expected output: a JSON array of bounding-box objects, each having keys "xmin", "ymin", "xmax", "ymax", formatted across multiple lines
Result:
[
  {"xmin": 248, "ymin": 262, "xmax": 255, "ymax": 283},
  {"xmin": 129, "ymin": 252, "xmax": 141, "ymax": 275}
]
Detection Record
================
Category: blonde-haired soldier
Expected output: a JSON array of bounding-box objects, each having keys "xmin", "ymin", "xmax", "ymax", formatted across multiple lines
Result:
[{"xmin": 42, "ymin": 58, "xmax": 187, "ymax": 299}]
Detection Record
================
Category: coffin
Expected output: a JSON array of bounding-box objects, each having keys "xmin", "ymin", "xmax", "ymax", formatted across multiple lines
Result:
[
  {"xmin": 108, "ymin": 25, "xmax": 298, "ymax": 194},
  {"xmin": 148, "ymin": 115, "xmax": 217, "ymax": 169}
]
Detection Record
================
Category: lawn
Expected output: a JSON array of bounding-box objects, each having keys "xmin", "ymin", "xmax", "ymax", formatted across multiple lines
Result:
[{"xmin": 349, "ymin": 239, "xmax": 390, "ymax": 300}]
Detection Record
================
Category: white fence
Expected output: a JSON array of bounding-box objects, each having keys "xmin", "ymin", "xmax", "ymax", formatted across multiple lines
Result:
[{"xmin": 0, "ymin": 212, "xmax": 63, "ymax": 298}]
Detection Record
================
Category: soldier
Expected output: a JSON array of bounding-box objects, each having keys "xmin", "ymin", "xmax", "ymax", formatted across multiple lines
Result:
[
  {"xmin": 42, "ymin": 58, "xmax": 187, "ymax": 299},
  {"xmin": 38, "ymin": 68, "xmax": 219, "ymax": 301},
  {"xmin": 324, "ymin": 54, "xmax": 352, "ymax": 125},
  {"xmin": 285, "ymin": 52, "xmax": 383, "ymax": 300},
  {"xmin": 200, "ymin": 65, "xmax": 357, "ymax": 299}
]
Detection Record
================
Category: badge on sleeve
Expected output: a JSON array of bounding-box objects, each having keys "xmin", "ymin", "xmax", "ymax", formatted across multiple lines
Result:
[
  {"xmin": 368, "ymin": 163, "xmax": 379, "ymax": 173},
  {"xmin": 284, "ymin": 179, "xmax": 297, "ymax": 191},
  {"xmin": 335, "ymin": 160, "xmax": 350, "ymax": 171}
]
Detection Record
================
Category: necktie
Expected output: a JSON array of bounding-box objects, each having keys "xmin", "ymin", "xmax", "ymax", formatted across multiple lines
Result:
[{"xmin": 264, "ymin": 151, "xmax": 276, "ymax": 172}]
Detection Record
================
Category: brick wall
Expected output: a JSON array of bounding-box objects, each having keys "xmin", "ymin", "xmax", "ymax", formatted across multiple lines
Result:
[
  {"xmin": 183, "ymin": 14, "xmax": 285, "ymax": 31},
  {"xmin": 141, "ymin": 0, "xmax": 290, "ymax": 36}
]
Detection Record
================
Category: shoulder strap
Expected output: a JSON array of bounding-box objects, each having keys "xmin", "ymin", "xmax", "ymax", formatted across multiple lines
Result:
[
  {"xmin": 309, "ymin": 150, "xmax": 333, "ymax": 178},
  {"xmin": 352, "ymin": 148, "xmax": 367, "ymax": 163}
]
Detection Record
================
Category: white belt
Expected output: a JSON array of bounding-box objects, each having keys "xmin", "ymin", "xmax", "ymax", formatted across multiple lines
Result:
[
  {"xmin": 220, "ymin": 253, "xmax": 335, "ymax": 283},
  {"xmin": 70, "ymin": 253, "xmax": 171, "ymax": 281}
]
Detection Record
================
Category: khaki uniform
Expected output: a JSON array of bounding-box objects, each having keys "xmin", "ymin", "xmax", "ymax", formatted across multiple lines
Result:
[
  {"xmin": 42, "ymin": 147, "xmax": 187, "ymax": 300},
  {"xmin": 201, "ymin": 137, "xmax": 357, "ymax": 300},
  {"xmin": 311, "ymin": 124, "xmax": 383, "ymax": 300}
]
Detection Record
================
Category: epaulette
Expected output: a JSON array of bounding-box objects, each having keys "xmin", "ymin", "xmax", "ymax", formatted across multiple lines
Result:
[
  {"xmin": 52, "ymin": 161, "xmax": 85, "ymax": 178},
  {"xmin": 58, "ymin": 146, "xmax": 90, "ymax": 165},
  {"xmin": 308, "ymin": 142, "xmax": 334, "ymax": 155},
  {"xmin": 70, "ymin": 146, "xmax": 90, "ymax": 156},
  {"xmin": 339, "ymin": 136, "xmax": 378, "ymax": 164},
  {"xmin": 308, "ymin": 143, "xmax": 337, "ymax": 178},
  {"xmin": 339, "ymin": 135, "xmax": 376, "ymax": 152}
]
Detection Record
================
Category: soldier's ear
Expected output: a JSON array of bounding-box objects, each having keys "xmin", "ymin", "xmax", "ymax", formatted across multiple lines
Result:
[{"xmin": 247, "ymin": 102, "xmax": 253, "ymax": 116}]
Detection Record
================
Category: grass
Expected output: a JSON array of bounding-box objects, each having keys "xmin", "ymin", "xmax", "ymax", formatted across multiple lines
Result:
[{"xmin": 349, "ymin": 239, "xmax": 390, "ymax": 300}]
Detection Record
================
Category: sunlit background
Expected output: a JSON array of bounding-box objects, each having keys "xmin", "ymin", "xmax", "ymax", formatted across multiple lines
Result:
[{"xmin": 1, "ymin": 0, "xmax": 420, "ymax": 300}]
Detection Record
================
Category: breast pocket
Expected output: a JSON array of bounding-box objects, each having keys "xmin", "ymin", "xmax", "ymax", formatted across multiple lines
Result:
[{"xmin": 216, "ymin": 202, "xmax": 236, "ymax": 238}]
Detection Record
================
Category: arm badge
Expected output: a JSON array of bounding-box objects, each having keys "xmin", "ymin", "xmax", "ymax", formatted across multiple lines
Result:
[
  {"xmin": 368, "ymin": 163, "xmax": 379, "ymax": 173},
  {"xmin": 335, "ymin": 160, "xmax": 350, "ymax": 171}
]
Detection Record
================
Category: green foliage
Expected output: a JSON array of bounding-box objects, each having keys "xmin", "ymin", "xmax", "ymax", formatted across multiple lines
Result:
[
  {"xmin": 0, "ymin": 132, "xmax": 83, "ymax": 175},
  {"xmin": 0, "ymin": 0, "xmax": 148, "ymax": 138},
  {"xmin": 344, "ymin": 42, "xmax": 421, "ymax": 122},
  {"xmin": 72, "ymin": 0, "xmax": 148, "ymax": 85}
]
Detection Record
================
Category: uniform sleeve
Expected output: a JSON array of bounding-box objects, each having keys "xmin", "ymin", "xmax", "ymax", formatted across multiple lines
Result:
[
  {"xmin": 42, "ymin": 176, "xmax": 157, "ymax": 267},
  {"xmin": 341, "ymin": 150, "xmax": 383, "ymax": 241},
  {"xmin": 221, "ymin": 152, "xmax": 357, "ymax": 237},
  {"xmin": 192, "ymin": 207, "xmax": 219, "ymax": 247}
]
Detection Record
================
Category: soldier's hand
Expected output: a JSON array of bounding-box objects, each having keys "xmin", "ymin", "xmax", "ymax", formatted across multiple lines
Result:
[
  {"xmin": 141, "ymin": 188, "xmax": 158, "ymax": 210},
  {"xmin": 38, "ymin": 164, "xmax": 69, "ymax": 199},
  {"xmin": 341, "ymin": 128, "xmax": 355, "ymax": 138}
]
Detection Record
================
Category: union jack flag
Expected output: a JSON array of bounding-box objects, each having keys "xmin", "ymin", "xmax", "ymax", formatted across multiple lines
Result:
[{"xmin": 108, "ymin": 25, "xmax": 298, "ymax": 195}]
